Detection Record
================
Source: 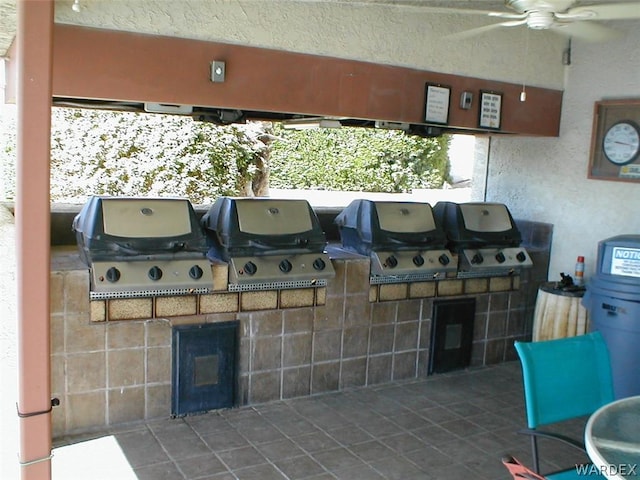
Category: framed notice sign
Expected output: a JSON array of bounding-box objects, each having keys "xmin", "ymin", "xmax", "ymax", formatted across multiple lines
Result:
[
  {"xmin": 478, "ymin": 91, "xmax": 502, "ymax": 130},
  {"xmin": 424, "ymin": 84, "xmax": 451, "ymax": 125},
  {"xmin": 588, "ymin": 99, "xmax": 640, "ymax": 183}
]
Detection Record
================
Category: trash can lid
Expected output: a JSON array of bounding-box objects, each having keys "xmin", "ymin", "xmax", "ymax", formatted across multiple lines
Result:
[{"xmin": 585, "ymin": 276, "xmax": 640, "ymax": 303}]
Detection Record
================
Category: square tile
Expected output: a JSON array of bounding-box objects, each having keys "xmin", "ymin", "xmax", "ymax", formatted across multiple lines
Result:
[
  {"xmin": 255, "ymin": 438, "xmax": 305, "ymax": 461},
  {"xmin": 250, "ymin": 371, "xmax": 281, "ymax": 403},
  {"xmin": 342, "ymin": 326, "xmax": 369, "ymax": 358},
  {"xmin": 175, "ymin": 453, "xmax": 228, "ymax": 478},
  {"xmin": 311, "ymin": 448, "xmax": 363, "ymax": 471},
  {"xmin": 112, "ymin": 429, "xmax": 170, "ymax": 468},
  {"xmin": 252, "ymin": 336, "xmax": 282, "ymax": 373},
  {"xmin": 108, "ymin": 348, "xmax": 144, "ymax": 387},
  {"xmin": 340, "ymin": 358, "xmax": 366, "ymax": 389},
  {"xmin": 282, "ymin": 366, "xmax": 311, "ymax": 399},
  {"xmin": 311, "ymin": 362, "xmax": 340, "ymax": 394},
  {"xmin": 274, "ymin": 454, "xmax": 325, "ymax": 479},
  {"xmin": 312, "ymin": 330, "xmax": 341, "ymax": 362},
  {"xmin": 217, "ymin": 445, "xmax": 267, "ymax": 471},
  {"xmin": 108, "ymin": 386, "xmax": 145, "ymax": 424},
  {"xmin": 282, "ymin": 333, "xmax": 312, "ymax": 367},
  {"xmin": 66, "ymin": 352, "xmax": 106, "ymax": 392}
]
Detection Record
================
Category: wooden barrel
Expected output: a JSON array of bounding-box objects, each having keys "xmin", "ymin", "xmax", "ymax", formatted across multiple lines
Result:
[{"xmin": 533, "ymin": 282, "xmax": 589, "ymax": 341}]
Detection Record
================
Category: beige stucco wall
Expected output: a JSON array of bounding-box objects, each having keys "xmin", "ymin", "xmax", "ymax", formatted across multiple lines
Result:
[
  {"xmin": 485, "ymin": 21, "xmax": 640, "ymax": 281},
  {"xmin": 54, "ymin": 0, "xmax": 566, "ymax": 89}
]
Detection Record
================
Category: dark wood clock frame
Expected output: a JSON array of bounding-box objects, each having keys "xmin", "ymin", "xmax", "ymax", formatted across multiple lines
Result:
[{"xmin": 588, "ymin": 98, "xmax": 640, "ymax": 183}]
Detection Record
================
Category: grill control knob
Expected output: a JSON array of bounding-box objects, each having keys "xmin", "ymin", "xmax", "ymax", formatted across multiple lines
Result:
[
  {"xmin": 385, "ymin": 255, "xmax": 398, "ymax": 268},
  {"xmin": 516, "ymin": 251, "xmax": 528, "ymax": 263},
  {"xmin": 148, "ymin": 266, "xmax": 163, "ymax": 281},
  {"xmin": 189, "ymin": 265, "xmax": 204, "ymax": 280},
  {"xmin": 471, "ymin": 253, "xmax": 484, "ymax": 265},
  {"xmin": 105, "ymin": 267, "xmax": 121, "ymax": 283},
  {"xmin": 413, "ymin": 255, "xmax": 425, "ymax": 267},
  {"xmin": 313, "ymin": 257, "xmax": 326, "ymax": 271},
  {"xmin": 279, "ymin": 259, "xmax": 293, "ymax": 273},
  {"xmin": 243, "ymin": 261, "xmax": 257, "ymax": 275},
  {"xmin": 495, "ymin": 252, "xmax": 506, "ymax": 263},
  {"xmin": 438, "ymin": 254, "xmax": 450, "ymax": 266}
]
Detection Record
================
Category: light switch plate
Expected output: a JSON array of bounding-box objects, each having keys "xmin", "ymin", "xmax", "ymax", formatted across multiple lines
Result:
[{"xmin": 460, "ymin": 92, "xmax": 473, "ymax": 110}]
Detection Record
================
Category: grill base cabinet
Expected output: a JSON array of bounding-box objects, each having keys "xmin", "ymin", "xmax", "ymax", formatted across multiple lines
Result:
[{"xmin": 171, "ymin": 321, "xmax": 239, "ymax": 416}]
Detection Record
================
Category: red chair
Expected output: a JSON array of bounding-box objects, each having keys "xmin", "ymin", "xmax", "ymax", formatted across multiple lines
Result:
[{"xmin": 502, "ymin": 456, "xmax": 547, "ymax": 480}]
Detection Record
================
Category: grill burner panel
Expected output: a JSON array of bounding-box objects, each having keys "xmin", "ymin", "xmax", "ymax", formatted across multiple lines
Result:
[
  {"xmin": 456, "ymin": 247, "xmax": 532, "ymax": 278},
  {"xmin": 90, "ymin": 259, "xmax": 214, "ymax": 299},
  {"xmin": 369, "ymin": 250, "xmax": 454, "ymax": 278},
  {"xmin": 228, "ymin": 253, "xmax": 334, "ymax": 287}
]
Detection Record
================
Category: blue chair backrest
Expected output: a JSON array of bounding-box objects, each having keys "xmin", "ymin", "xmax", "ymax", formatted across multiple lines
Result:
[{"xmin": 514, "ymin": 331, "xmax": 615, "ymax": 429}]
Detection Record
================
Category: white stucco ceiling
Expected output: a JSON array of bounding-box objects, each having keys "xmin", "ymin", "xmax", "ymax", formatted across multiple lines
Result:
[
  {"xmin": 2, "ymin": 0, "xmax": 637, "ymax": 93},
  {"xmin": 1, "ymin": 0, "xmax": 630, "ymax": 58}
]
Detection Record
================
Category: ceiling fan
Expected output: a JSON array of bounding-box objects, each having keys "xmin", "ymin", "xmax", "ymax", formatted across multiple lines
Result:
[{"xmin": 439, "ymin": 0, "xmax": 640, "ymax": 41}]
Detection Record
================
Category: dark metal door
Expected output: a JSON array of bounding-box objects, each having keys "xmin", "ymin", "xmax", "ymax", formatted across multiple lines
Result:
[
  {"xmin": 428, "ymin": 298, "xmax": 475, "ymax": 374},
  {"xmin": 171, "ymin": 321, "xmax": 238, "ymax": 416}
]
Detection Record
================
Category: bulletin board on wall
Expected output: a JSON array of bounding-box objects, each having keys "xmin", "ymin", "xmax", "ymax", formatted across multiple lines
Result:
[{"xmin": 588, "ymin": 99, "xmax": 640, "ymax": 183}]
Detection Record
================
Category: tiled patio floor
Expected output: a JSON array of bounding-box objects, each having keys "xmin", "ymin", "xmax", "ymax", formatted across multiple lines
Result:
[{"xmin": 52, "ymin": 362, "xmax": 593, "ymax": 480}]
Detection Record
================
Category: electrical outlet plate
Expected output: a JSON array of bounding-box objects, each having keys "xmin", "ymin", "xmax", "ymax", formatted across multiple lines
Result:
[{"xmin": 211, "ymin": 61, "xmax": 226, "ymax": 83}]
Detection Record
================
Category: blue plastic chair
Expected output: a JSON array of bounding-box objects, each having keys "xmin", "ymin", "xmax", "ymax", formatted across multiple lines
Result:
[{"xmin": 513, "ymin": 331, "xmax": 615, "ymax": 479}]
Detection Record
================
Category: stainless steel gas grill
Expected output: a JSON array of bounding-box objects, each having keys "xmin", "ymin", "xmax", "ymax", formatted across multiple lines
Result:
[
  {"xmin": 334, "ymin": 199, "xmax": 456, "ymax": 284},
  {"xmin": 433, "ymin": 201, "xmax": 532, "ymax": 278},
  {"xmin": 73, "ymin": 196, "xmax": 214, "ymax": 299},
  {"xmin": 201, "ymin": 197, "xmax": 335, "ymax": 291}
]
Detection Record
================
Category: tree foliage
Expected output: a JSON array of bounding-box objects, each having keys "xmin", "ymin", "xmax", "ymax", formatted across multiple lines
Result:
[
  {"xmin": 48, "ymin": 109, "xmax": 271, "ymax": 204},
  {"xmin": 269, "ymin": 125, "xmax": 450, "ymax": 192},
  {"xmin": 0, "ymin": 107, "xmax": 451, "ymax": 203}
]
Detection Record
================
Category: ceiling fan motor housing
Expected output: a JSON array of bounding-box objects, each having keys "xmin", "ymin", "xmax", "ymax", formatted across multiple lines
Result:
[
  {"xmin": 527, "ymin": 10, "xmax": 556, "ymax": 29},
  {"xmin": 506, "ymin": 0, "xmax": 576, "ymax": 14}
]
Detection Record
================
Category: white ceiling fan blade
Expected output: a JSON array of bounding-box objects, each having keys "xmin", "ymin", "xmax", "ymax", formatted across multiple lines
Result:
[
  {"xmin": 565, "ymin": 3, "xmax": 640, "ymax": 21},
  {"xmin": 445, "ymin": 19, "xmax": 526, "ymax": 40},
  {"xmin": 551, "ymin": 21, "xmax": 622, "ymax": 42},
  {"xmin": 488, "ymin": 12, "xmax": 528, "ymax": 19},
  {"xmin": 291, "ymin": 1, "xmax": 501, "ymax": 16}
]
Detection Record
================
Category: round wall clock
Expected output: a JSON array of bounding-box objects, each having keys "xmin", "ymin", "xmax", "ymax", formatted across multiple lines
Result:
[
  {"xmin": 589, "ymin": 99, "xmax": 640, "ymax": 182},
  {"xmin": 602, "ymin": 120, "xmax": 640, "ymax": 165}
]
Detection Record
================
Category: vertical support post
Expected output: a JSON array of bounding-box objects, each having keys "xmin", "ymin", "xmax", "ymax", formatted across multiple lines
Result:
[{"xmin": 16, "ymin": 1, "xmax": 54, "ymax": 479}]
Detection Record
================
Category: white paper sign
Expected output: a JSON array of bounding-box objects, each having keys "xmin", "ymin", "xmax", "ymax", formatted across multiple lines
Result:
[
  {"xmin": 610, "ymin": 247, "xmax": 640, "ymax": 277},
  {"xmin": 425, "ymin": 85, "xmax": 450, "ymax": 124}
]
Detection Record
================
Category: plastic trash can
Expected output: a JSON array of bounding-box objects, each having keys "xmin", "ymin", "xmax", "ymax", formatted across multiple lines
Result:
[{"xmin": 582, "ymin": 235, "xmax": 640, "ymax": 399}]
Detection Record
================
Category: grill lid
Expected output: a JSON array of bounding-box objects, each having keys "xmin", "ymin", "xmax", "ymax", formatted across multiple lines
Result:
[
  {"xmin": 334, "ymin": 199, "xmax": 447, "ymax": 255},
  {"xmin": 201, "ymin": 197, "xmax": 328, "ymax": 260},
  {"xmin": 432, "ymin": 201, "xmax": 522, "ymax": 250},
  {"xmin": 73, "ymin": 196, "xmax": 208, "ymax": 264}
]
